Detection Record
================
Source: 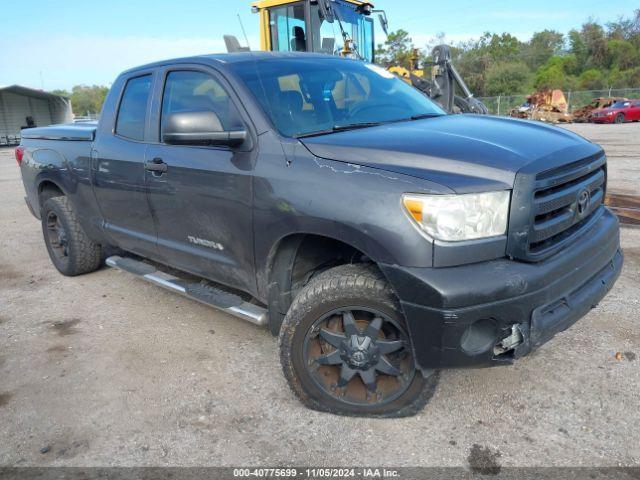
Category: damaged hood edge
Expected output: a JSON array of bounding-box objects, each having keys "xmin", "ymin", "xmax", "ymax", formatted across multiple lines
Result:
[{"xmin": 299, "ymin": 115, "xmax": 601, "ymax": 194}]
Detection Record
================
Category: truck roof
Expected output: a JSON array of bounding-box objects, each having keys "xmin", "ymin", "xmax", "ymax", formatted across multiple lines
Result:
[
  {"xmin": 251, "ymin": 0, "xmax": 372, "ymax": 8},
  {"xmin": 121, "ymin": 52, "xmax": 339, "ymax": 75}
]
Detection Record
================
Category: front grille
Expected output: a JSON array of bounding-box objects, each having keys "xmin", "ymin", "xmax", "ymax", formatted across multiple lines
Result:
[
  {"xmin": 507, "ymin": 152, "xmax": 607, "ymax": 262},
  {"xmin": 530, "ymin": 157, "xmax": 606, "ymax": 253}
]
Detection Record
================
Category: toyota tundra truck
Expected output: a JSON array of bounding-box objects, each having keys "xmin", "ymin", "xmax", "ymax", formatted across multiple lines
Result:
[{"xmin": 16, "ymin": 53, "xmax": 623, "ymax": 417}]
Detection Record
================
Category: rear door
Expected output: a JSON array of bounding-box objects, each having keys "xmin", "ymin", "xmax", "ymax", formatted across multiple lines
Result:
[
  {"xmin": 144, "ymin": 66, "xmax": 256, "ymax": 293},
  {"xmin": 92, "ymin": 72, "xmax": 158, "ymax": 257}
]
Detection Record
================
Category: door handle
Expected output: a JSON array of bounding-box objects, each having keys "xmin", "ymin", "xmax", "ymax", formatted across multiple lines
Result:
[{"xmin": 145, "ymin": 158, "xmax": 168, "ymax": 174}]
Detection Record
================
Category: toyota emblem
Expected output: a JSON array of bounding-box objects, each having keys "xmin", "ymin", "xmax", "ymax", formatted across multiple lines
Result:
[{"xmin": 577, "ymin": 189, "xmax": 590, "ymax": 217}]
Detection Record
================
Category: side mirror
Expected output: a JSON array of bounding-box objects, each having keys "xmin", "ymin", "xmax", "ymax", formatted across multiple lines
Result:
[
  {"xmin": 376, "ymin": 11, "xmax": 389, "ymax": 36},
  {"xmin": 162, "ymin": 111, "xmax": 246, "ymax": 147}
]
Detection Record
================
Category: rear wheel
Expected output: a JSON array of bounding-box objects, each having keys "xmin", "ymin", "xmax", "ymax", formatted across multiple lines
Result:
[
  {"xmin": 615, "ymin": 113, "xmax": 625, "ymax": 124},
  {"xmin": 41, "ymin": 197, "xmax": 102, "ymax": 276},
  {"xmin": 279, "ymin": 264, "xmax": 438, "ymax": 417}
]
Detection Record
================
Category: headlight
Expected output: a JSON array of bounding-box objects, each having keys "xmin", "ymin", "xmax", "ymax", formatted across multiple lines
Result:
[{"xmin": 402, "ymin": 191, "xmax": 510, "ymax": 241}]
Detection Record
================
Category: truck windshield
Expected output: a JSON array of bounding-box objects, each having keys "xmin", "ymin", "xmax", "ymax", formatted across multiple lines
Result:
[
  {"xmin": 309, "ymin": 1, "xmax": 374, "ymax": 62},
  {"xmin": 231, "ymin": 57, "xmax": 445, "ymax": 138}
]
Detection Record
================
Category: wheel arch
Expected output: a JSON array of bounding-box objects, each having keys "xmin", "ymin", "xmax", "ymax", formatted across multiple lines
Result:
[
  {"xmin": 264, "ymin": 232, "xmax": 392, "ymax": 335},
  {"xmin": 38, "ymin": 179, "xmax": 66, "ymax": 201},
  {"xmin": 33, "ymin": 178, "xmax": 67, "ymax": 218},
  {"xmin": 35, "ymin": 176, "xmax": 105, "ymax": 245}
]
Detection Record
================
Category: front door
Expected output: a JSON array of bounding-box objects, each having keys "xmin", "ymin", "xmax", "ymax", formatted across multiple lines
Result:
[
  {"xmin": 145, "ymin": 68, "xmax": 256, "ymax": 293},
  {"xmin": 631, "ymin": 101, "xmax": 640, "ymax": 121},
  {"xmin": 92, "ymin": 73, "xmax": 157, "ymax": 258}
]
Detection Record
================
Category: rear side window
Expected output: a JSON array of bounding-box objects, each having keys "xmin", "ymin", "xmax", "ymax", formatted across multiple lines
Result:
[
  {"xmin": 115, "ymin": 75, "xmax": 152, "ymax": 141},
  {"xmin": 160, "ymin": 70, "xmax": 243, "ymax": 138}
]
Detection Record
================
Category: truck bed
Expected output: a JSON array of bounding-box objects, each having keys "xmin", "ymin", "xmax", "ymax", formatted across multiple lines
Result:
[{"xmin": 21, "ymin": 122, "xmax": 97, "ymax": 142}]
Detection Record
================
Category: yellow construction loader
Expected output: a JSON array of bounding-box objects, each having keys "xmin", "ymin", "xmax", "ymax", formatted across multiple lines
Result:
[{"xmin": 224, "ymin": 0, "xmax": 488, "ymax": 114}]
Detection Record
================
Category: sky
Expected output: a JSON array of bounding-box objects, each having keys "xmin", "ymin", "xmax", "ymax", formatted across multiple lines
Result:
[{"xmin": 1, "ymin": 0, "xmax": 637, "ymax": 91}]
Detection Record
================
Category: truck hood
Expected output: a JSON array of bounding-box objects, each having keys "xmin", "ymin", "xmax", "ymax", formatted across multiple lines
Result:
[{"xmin": 300, "ymin": 115, "xmax": 601, "ymax": 193}]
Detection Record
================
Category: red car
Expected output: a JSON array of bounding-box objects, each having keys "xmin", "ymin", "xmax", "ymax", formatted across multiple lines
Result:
[{"xmin": 591, "ymin": 99, "xmax": 640, "ymax": 123}]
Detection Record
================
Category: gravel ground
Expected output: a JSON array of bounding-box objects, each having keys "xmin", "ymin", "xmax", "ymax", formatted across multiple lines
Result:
[
  {"xmin": 0, "ymin": 123, "xmax": 639, "ymax": 468},
  {"xmin": 562, "ymin": 122, "xmax": 640, "ymax": 196}
]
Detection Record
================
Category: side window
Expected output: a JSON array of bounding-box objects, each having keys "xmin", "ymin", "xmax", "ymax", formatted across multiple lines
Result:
[
  {"xmin": 115, "ymin": 75, "xmax": 151, "ymax": 141},
  {"xmin": 269, "ymin": 3, "xmax": 307, "ymax": 52},
  {"xmin": 160, "ymin": 70, "xmax": 243, "ymax": 139}
]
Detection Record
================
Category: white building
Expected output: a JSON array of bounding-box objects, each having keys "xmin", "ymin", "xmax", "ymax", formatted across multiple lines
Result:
[{"xmin": 0, "ymin": 85, "xmax": 73, "ymax": 145}]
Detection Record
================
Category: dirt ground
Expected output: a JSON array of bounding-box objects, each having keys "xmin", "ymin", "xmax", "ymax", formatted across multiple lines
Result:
[{"xmin": 0, "ymin": 123, "xmax": 639, "ymax": 468}]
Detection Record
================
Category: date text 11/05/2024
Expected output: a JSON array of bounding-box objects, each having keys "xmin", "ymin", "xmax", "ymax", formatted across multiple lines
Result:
[{"xmin": 232, "ymin": 468, "xmax": 399, "ymax": 478}]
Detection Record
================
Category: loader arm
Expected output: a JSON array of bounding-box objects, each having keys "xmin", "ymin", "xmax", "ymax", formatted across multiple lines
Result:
[{"xmin": 427, "ymin": 45, "xmax": 488, "ymax": 114}]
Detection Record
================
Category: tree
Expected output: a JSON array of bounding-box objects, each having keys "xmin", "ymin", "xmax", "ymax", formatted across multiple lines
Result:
[
  {"xmin": 606, "ymin": 16, "xmax": 636, "ymax": 41},
  {"xmin": 607, "ymin": 39, "xmax": 638, "ymax": 70},
  {"xmin": 484, "ymin": 62, "xmax": 532, "ymax": 96},
  {"xmin": 568, "ymin": 29, "xmax": 589, "ymax": 66},
  {"xmin": 522, "ymin": 30, "xmax": 564, "ymax": 69},
  {"xmin": 375, "ymin": 29, "xmax": 415, "ymax": 69},
  {"xmin": 473, "ymin": 32, "xmax": 523, "ymax": 63},
  {"xmin": 68, "ymin": 85, "xmax": 109, "ymax": 116},
  {"xmin": 50, "ymin": 89, "xmax": 70, "ymax": 98},
  {"xmin": 447, "ymin": 33, "xmax": 522, "ymax": 96},
  {"xmin": 578, "ymin": 69, "xmax": 606, "ymax": 89},
  {"xmin": 581, "ymin": 21, "xmax": 608, "ymax": 68},
  {"xmin": 369, "ymin": 10, "xmax": 639, "ymax": 99},
  {"xmin": 609, "ymin": 66, "xmax": 640, "ymax": 88},
  {"xmin": 534, "ymin": 56, "xmax": 578, "ymax": 90}
]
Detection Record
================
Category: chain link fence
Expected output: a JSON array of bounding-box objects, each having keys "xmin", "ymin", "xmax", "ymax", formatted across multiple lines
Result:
[{"xmin": 479, "ymin": 88, "xmax": 640, "ymax": 116}]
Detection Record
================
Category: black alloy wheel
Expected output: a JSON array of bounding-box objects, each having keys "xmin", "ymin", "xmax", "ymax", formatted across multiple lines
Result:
[
  {"xmin": 45, "ymin": 210, "xmax": 70, "ymax": 265},
  {"xmin": 279, "ymin": 263, "xmax": 439, "ymax": 417},
  {"xmin": 40, "ymin": 196, "xmax": 102, "ymax": 276},
  {"xmin": 302, "ymin": 307, "xmax": 415, "ymax": 407}
]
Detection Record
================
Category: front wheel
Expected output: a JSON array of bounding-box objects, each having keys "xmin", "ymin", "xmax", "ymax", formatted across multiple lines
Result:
[
  {"xmin": 615, "ymin": 113, "xmax": 625, "ymax": 124},
  {"xmin": 279, "ymin": 264, "xmax": 438, "ymax": 417}
]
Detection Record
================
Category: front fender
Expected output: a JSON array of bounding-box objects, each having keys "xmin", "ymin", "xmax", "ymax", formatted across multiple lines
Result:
[{"xmin": 252, "ymin": 137, "xmax": 452, "ymax": 297}]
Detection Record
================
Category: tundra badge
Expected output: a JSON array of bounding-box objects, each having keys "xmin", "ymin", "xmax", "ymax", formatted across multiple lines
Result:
[{"xmin": 187, "ymin": 236, "xmax": 225, "ymax": 251}]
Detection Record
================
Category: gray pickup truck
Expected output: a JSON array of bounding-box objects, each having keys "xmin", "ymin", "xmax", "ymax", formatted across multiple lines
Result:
[{"xmin": 16, "ymin": 53, "xmax": 622, "ymax": 417}]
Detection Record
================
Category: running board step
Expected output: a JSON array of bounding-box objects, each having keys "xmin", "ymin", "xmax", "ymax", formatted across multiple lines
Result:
[{"xmin": 105, "ymin": 256, "xmax": 268, "ymax": 326}]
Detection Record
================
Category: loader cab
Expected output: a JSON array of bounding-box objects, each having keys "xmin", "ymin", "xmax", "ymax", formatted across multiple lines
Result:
[{"xmin": 253, "ymin": 0, "xmax": 376, "ymax": 63}]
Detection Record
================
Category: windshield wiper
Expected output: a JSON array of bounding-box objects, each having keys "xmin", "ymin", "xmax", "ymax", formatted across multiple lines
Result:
[
  {"xmin": 409, "ymin": 113, "xmax": 443, "ymax": 120},
  {"xmin": 371, "ymin": 113, "xmax": 443, "ymax": 127},
  {"xmin": 295, "ymin": 122, "xmax": 383, "ymax": 139}
]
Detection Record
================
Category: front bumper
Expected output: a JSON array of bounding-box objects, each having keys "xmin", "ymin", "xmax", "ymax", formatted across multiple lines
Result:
[{"xmin": 381, "ymin": 208, "xmax": 623, "ymax": 371}]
